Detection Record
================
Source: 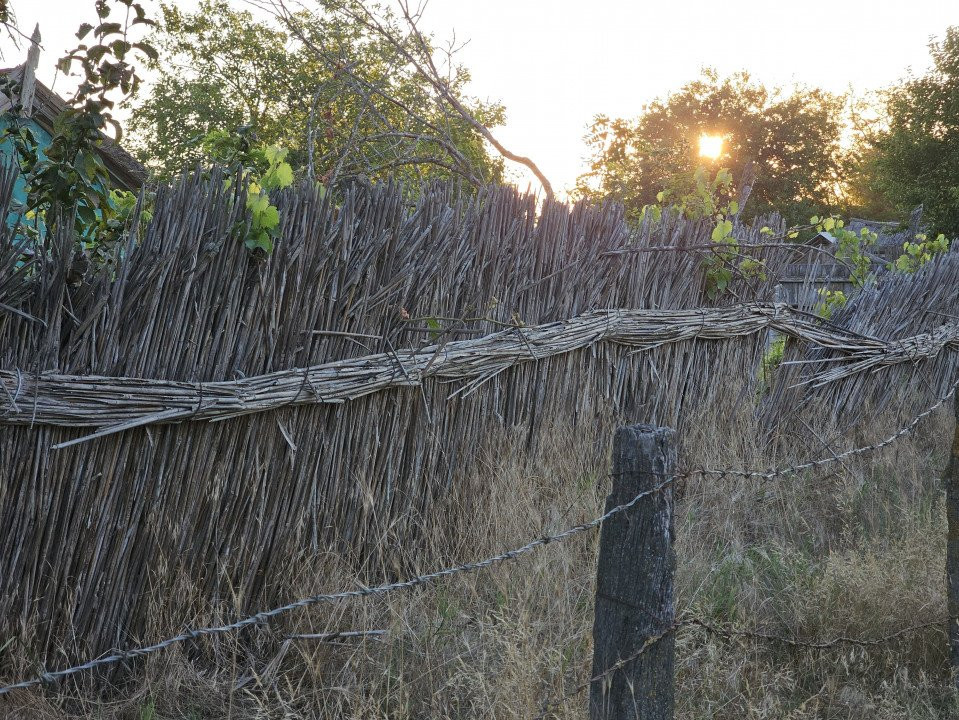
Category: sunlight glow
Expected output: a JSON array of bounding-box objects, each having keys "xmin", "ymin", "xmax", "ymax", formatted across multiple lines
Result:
[{"xmin": 698, "ymin": 134, "xmax": 724, "ymax": 160}]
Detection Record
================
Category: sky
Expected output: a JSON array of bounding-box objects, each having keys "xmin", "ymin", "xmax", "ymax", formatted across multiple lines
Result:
[{"xmin": 2, "ymin": 0, "xmax": 958, "ymax": 195}]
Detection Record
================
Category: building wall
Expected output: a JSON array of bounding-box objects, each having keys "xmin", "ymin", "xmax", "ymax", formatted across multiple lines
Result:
[{"xmin": 0, "ymin": 115, "xmax": 53, "ymax": 215}]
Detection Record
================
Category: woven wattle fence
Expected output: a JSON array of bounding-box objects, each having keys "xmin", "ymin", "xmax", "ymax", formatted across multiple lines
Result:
[{"xmin": 0, "ymin": 164, "xmax": 956, "ymax": 666}]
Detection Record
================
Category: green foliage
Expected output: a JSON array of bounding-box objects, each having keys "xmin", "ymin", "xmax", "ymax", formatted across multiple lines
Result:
[
  {"xmin": 805, "ymin": 214, "xmax": 947, "ymax": 319},
  {"xmin": 868, "ymin": 26, "xmax": 959, "ymax": 237},
  {"xmin": 648, "ymin": 166, "xmax": 736, "ymax": 221},
  {"xmin": 575, "ymin": 69, "xmax": 845, "ymax": 225},
  {"xmin": 259, "ymin": 146, "xmax": 295, "ymax": 192},
  {"xmin": 245, "ymin": 191, "xmax": 281, "ymax": 254},
  {"xmin": 697, "ymin": 545, "xmax": 815, "ymax": 623},
  {"xmin": 802, "ymin": 213, "xmax": 875, "ymax": 320},
  {"xmin": 197, "ymin": 127, "xmax": 294, "ymax": 253},
  {"xmin": 839, "ymin": 94, "xmax": 903, "ymax": 222},
  {"xmin": 759, "ymin": 335, "xmax": 786, "ymax": 390},
  {"xmin": 0, "ymin": 0, "xmax": 155, "ymax": 257},
  {"xmin": 814, "ymin": 288, "xmax": 848, "ymax": 320},
  {"xmin": 641, "ymin": 167, "xmax": 766, "ymax": 300},
  {"xmin": 138, "ymin": 699, "xmax": 156, "ymax": 720},
  {"xmin": 84, "ymin": 188, "xmax": 152, "ymax": 265},
  {"xmin": 128, "ymin": 0, "xmax": 505, "ymax": 185},
  {"xmin": 831, "ymin": 224, "xmax": 877, "ymax": 289},
  {"xmin": 892, "ymin": 233, "xmax": 951, "ymax": 273}
]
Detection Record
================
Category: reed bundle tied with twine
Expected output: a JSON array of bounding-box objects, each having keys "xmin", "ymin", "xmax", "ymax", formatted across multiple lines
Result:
[{"xmin": 3, "ymin": 304, "xmax": 957, "ymax": 450}]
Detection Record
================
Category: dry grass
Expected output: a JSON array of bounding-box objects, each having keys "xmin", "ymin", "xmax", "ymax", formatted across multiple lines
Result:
[{"xmin": 2, "ymin": 395, "xmax": 957, "ymax": 720}]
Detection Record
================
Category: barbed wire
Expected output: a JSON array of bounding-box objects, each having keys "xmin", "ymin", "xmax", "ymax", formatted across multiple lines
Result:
[
  {"xmin": 534, "ymin": 612, "xmax": 943, "ymax": 717},
  {"xmin": 1, "ymin": 373, "xmax": 955, "ymax": 696},
  {"xmin": 535, "ymin": 620, "xmax": 686, "ymax": 720},
  {"xmin": 0, "ymin": 478, "xmax": 675, "ymax": 696},
  {"xmin": 697, "ymin": 375, "xmax": 959, "ymax": 480},
  {"xmin": 685, "ymin": 616, "xmax": 944, "ymax": 650}
]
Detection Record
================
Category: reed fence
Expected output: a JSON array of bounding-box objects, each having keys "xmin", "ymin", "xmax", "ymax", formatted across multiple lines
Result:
[{"xmin": 1, "ymin": 165, "xmax": 957, "ymax": 671}]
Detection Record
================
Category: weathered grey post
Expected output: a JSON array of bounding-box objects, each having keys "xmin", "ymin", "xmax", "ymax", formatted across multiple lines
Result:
[
  {"xmin": 590, "ymin": 424, "xmax": 676, "ymax": 720},
  {"xmin": 946, "ymin": 391, "xmax": 959, "ymax": 686}
]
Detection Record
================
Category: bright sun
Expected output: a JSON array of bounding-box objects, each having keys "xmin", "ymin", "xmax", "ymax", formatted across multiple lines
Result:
[{"xmin": 698, "ymin": 134, "xmax": 723, "ymax": 160}]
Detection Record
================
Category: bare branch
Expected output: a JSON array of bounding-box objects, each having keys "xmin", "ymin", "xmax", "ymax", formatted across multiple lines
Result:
[
  {"xmin": 260, "ymin": 0, "xmax": 553, "ymax": 197},
  {"xmin": 372, "ymin": 0, "xmax": 554, "ymax": 198},
  {"xmin": 259, "ymin": 0, "xmax": 486, "ymax": 188}
]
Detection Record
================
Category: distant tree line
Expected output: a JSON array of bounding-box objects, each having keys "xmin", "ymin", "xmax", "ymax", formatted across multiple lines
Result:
[{"xmin": 573, "ymin": 27, "xmax": 959, "ymax": 237}]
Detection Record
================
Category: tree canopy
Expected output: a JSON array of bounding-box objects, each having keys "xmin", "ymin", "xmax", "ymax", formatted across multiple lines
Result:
[
  {"xmin": 128, "ymin": 0, "xmax": 505, "ymax": 185},
  {"xmin": 575, "ymin": 70, "xmax": 846, "ymax": 224},
  {"xmin": 864, "ymin": 26, "xmax": 959, "ymax": 237}
]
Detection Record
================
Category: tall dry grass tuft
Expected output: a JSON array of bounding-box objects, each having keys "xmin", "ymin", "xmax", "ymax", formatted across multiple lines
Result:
[{"xmin": 2, "ymin": 394, "xmax": 957, "ymax": 719}]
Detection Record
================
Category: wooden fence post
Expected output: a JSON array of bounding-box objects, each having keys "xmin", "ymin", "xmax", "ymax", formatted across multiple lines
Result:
[
  {"xmin": 590, "ymin": 424, "xmax": 676, "ymax": 720},
  {"xmin": 946, "ymin": 391, "xmax": 959, "ymax": 686}
]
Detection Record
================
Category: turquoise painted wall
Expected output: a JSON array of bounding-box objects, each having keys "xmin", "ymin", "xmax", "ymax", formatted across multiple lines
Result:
[
  {"xmin": 0, "ymin": 117, "xmax": 125, "ymax": 240},
  {"xmin": 0, "ymin": 115, "xmax": 53, "ymax": 210}
]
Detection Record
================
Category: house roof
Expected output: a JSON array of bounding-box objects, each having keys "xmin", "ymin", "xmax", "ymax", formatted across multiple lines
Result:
[
  {"xmin": 809, "ymin": 230, "xmax": 837, "ymax": 247},
  {"xmin": 0, "ymin": 64, "xmax": 148, "ymax": 192}
]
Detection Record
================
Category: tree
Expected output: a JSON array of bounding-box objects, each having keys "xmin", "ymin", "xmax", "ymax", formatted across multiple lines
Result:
[
  {"xmin": 127, "ymin": 2, "xmax": 289, "ymax": 176},
  {"xmin": 128, "ymin": 0, "xmax": 506, "ymax": 186},
  {"xmin": 867, "ymin": 26, "xmax": 959, "ymax": 237},
  {"xmin": 273, "ymin": 0, "xmax": 554, "ymax": 197},
  {"xmin": 836, "ymin": 92, "xmax": 901, "ymax": 221},
  {"xmin": 575, "ymin": 70, "xmax": 846, "ymax": 224}
]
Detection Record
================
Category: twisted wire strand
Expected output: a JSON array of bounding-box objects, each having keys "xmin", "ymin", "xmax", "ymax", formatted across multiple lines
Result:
[
  {"xmin": 535, "ymin": 620, "xmax": 686, "ymax": 719},
  {"xmin": 536, "ymin": 612, "xmax": 942, "ymax": 716},
  {"xmin": 0, "ymin": 479, "xmax": 674, "ymax": 696},
  {"xmin": 686, "ymin": 616, "xmax": 944, "ymax": 650},
  {"xmin": 1, "ymin": 374, "xmax": 955, "ymax": 696},
  {"xmin": 698, "ymin": 376, "xmax": 959, "ymax": 480}
]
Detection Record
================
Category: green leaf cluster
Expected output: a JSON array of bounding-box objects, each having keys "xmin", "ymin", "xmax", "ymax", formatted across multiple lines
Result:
[
  {"xmin": 892, "ymin": 233, "xmax": 951, "ymax": 273},
  {"xmin": 641, "ymin": 166, "xmax": 765, "ymax": 300},
  {"xmin": 834, "ymin": 225, "xmax": 876, "ymax": 289},
  {"xmin": 0, "ymin": 0, "xmax": 156, "ymax": 262},
  {"xmin": 649, "ymin": 166, "xmax": 737, "ymax": 223},
  {"xmin": 814, "ymin": 288, "xmax": 848, "ymax": 320},
  {"xmin": 758, "ymin": 334, "xmax": 786, "ymax": 391},
  {"xmin": 197, "ymin": 126, "xmax": 294, "ymax": 253}
]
